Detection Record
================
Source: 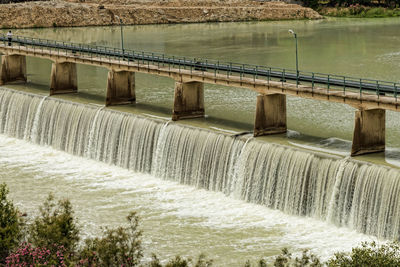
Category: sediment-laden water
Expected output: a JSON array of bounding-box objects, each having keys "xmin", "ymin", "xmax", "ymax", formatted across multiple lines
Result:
[
  {"xmin": 3, "ymin": 18, "xmax": 400, "ymax": 265},
  {"xmin": 1, "ymin": 87, "xmax": 399, "ymax": 242}
]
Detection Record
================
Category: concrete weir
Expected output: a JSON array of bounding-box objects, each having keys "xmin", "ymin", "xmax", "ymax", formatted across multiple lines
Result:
[
  {"xmin": 254, "ymin": 93, "xmax": 287, "ymax": 136},
  {"xmin": 106, "ymin": 70, "xmax": 135, "ymax": 106},
  {"xmin": 172, "ymin": 81, "xmax": 204, "ymax": 121},
  {"xmin": 0, "ymin": 54, "xmax": 26, "ymax": 85},
  {"xmin": 50, "ymin": 61, "xmax": 77, "ymax": 95},
  {"xmin": 351, "ymin": 108, "xmax": 385, "ymax": 156}
]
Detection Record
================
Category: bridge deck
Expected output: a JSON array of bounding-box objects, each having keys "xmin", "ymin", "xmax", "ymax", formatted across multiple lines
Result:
[{"xmin": 0, "ymin": 42, "xmax": 398, "ymax": 112}]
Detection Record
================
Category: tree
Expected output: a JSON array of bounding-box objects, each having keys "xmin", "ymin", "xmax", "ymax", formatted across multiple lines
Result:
[
  {"xmin": 328, "ymin": 241, "xmax": 400, "ymax": 267},
  {"xmin": 0, "ymin": 183, "xmax": 23, "ymax": 263},
  {"xmin": 29, "ymin": 193, "xmax": 80, "ymax": 256},
  {"xmin": 79, "ymin": 211, "xmax": 143, "ymax": 266}
]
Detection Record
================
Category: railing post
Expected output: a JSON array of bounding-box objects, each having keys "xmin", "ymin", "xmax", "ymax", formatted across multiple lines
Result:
[
  {"xmin": 377, "ymin": 81, "xmax": 380, "ymax": 99},
  {"xmin": 268, "ymin": 67, "xmax": 271, "ymax": 86},
  {"xmin": 312, "ymin": 73, "xmax": 314, "ymax": 93},
  {"xmin": 343, "ymin": 76, "xmax": 346, "ymax": 95}
]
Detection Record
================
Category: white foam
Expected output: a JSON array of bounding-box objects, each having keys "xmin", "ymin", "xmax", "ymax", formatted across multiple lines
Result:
[{"xmin": 0, "ymin": 134, "xmax": 373, "ymax": 263}]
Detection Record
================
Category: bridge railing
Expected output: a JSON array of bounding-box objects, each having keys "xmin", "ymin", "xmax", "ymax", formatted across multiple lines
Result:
[{"xmin": 0, "ymin": 34, "xmax": 399, "ymax": 101}]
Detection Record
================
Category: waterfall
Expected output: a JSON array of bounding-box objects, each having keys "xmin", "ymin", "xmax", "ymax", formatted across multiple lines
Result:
[{"xmin": 1, "ymin": 87, "xmax": 400, "ymax": 240}]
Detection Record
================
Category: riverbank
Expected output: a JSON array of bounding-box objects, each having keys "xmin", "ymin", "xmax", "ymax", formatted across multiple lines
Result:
[
  {"xmin": 0, "ymin": 0, "xmax": 321, "ymax": 29},
  {"xmin": 319, "ymin": 6, "xmax": 400, "ymax": 18}
]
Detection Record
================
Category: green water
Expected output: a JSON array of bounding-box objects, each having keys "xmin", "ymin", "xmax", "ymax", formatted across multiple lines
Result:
[
  {"xmin": 1, "ymin": 18, "xmax": 400, "ymax": 265},
  {"xmin": 7, "ymin": 18, "xmax": 400, "ymax": 154}
]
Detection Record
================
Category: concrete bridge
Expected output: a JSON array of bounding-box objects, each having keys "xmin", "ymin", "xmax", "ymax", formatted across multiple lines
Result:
[{"xmin": 0, "ymin": 36, "xmax": 399, "ymax": 157}]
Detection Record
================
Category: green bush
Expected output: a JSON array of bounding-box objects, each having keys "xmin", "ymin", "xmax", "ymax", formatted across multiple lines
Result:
[
  {"xmin": 79, "ymin": 211, "xmax": 143, "ymax": 266},
  {"xmin": 28, "ymin": 193, "xmax": 79, "ymax": 255},
  {"xmin": 327, "ymin": 241, "xmax": 400, "ymax": 267},
  {"xmin": 0, "ymin": 183, "xmax": 24, "ymax": 263},
  {"xmin": 272, "ymin": 248, "xmax": 322, "ymax": 267},
  {"xmin": 148, "ymin": 254, "xmax": 213, "ymax": 267}
]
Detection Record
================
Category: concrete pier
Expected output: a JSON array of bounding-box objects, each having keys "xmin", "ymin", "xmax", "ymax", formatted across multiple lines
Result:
[
  {"xmin": 50, "ymin": 61, "xmax": 77, "ymax": 95},
  {"xmin": 254, "ymin": 94, "xmax": 287, "ymax": 136},
  {"xmin": 351, "ymin": 108, "xmax": 385, "ymax": 156},
  {"xmin": 172, "ymin": 81, "xmax": 204, "ymax": 120},
  {"xmin": 0, "ymin": 55, "xmax": 27, "ymax": 85},
  {"xmin": 106, "ymin": 70, "xmax": 135, "ymax": 106}
]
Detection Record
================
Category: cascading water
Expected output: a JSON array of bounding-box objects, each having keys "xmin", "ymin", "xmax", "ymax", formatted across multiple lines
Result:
[{"xmin": 1, "ymin": 87, "xmax": 400, "ymax": 240}]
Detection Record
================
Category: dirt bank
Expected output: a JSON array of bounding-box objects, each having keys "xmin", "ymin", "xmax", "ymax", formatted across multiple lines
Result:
[{"xmin": 0, "ymin": 0, "xmax": 321, "ymax": 29}]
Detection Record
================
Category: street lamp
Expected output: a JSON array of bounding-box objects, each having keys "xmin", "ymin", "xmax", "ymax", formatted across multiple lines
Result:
[
  {"xmin": 288, "ymin": 29, "xmax": 299, "ymax": 85},
  {"xmin": 115, "ymin": 15, "xmax": 124, "ymax": 55}
]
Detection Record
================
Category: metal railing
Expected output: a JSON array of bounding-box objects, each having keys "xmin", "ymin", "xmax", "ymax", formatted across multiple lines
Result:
[{"xmin": 1, "ymin": 34, "xmax": 398, "ymax": 100}]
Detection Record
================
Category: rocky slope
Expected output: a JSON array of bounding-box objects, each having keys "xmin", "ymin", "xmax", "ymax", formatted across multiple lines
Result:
[{"xmin": 0, "ymin": 0, "xmax": 322, "ymax": 29}]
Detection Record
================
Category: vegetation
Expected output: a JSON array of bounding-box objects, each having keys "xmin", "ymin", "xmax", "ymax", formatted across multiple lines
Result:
[
  {"xmin": 2, "ymin": 183, "xmax": 400, "ymax": 266},
  {"xmin": 28, "ymin": 194, "xmax": 79, "ymax": 256},
  {"xmin": 319, "ymin": 5, "xmax": 400, "ymax": 17},
  {"xmin": 0, "ymin": 183, "xmax": 23, "ymax": 263},
  {"xmin": 303, "ymin": 0, "xmax": 400, "ymax": 18}
]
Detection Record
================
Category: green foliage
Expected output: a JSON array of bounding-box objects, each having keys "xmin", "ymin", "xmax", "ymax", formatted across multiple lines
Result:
[
  {"xmin": 148, "ymin": 253, "xmax": 163, "ymax": 267},
  {"xmin": 303, "ymin": 0, "xmax": 320, "ymax": 9},
  {"xmin": 79, "ymin": 211, "xmax": 143, "ymax": 266},
  {"xmin": 272, "ymin": 248, "xmax": 322, "ymax": 267},
  {"xmin": 4, "ymin": 185, "xmax": 400, "ymax": 267},
  {"xmin": 148, "ymin": 254, "xmax": 213, "ymax": 267},
  {"xmin": 320, "ymin": 6, "xmax": 400, "ymax": 17},
  {"xmin": 165, "ymin": 256, "xmax": 191, "ymax": 267},
  {"xmin": 327, "ymin": 241, "xmax": 400, "ymax": 267},
  {"xmin": 0, "ymin": 183, "xmax": 23, "ymax": 263},
  {"xmin": 28, "ymin": 193, "xmax": 79, "ymax": 255}
]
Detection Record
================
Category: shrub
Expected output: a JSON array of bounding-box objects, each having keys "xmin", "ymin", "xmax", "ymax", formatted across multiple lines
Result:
[
  {"xmin": 273, "ymin": 248, "xmax": 322, "ymax": 267},
  {"xmin": 327, "ymin": 241, "xmax": 400, "ymax": 266},
  {"xmin": 28, "ymin": 193, "xmax": 79, "ymax": 256},
  {"xmin": 147, "ymin": 253, "xmax": 213, "ymax": 267},
  {"xmin": 79, "ymin": 211, "xmax": 143, "ymax": 266},
  {"xmin": 0, "ymin": 183, "xmax": 23, "ymax": 263},
  {"xmin": 5, "ymin": 242, "xmax": 67, "ymax": 267}
]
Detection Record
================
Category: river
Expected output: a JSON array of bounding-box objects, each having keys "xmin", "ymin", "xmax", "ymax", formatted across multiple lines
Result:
[{"xmin": 1, "ymin": 17, "xmax": 400, "ymax": 265}]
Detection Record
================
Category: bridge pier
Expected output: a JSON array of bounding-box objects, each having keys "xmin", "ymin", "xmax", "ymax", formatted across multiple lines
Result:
[
  {"xmin": 172, "ymin": 81, "xmax": 204, "ymax": 121},
  {"xmin": 50, "ymin": 61, "xmax": 77, "ymax": 95},
  {"xmin": 0, "ymin": 55, "xmax": 27, "ymax": 85},
  {"xmin": 254, "ymin": 94, "xmax": 287, "ymax": 137},
  {"xmin": 351, "ymin": 108, "xmax": 385, "ymax": 156},
  {"xmin": 106, "ymin": 70, "xmax": 135, "ymax": 106}
]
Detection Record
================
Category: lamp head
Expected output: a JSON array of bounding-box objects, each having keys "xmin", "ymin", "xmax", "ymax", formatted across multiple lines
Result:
[{"xmin": 288, "ymin": 29, "xmax": 295, "ymax": 35}]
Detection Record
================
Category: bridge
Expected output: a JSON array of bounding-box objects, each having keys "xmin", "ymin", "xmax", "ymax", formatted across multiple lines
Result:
[{"xmin": 0, "ymin": 35, "xmax": 398, "ymax": 156}]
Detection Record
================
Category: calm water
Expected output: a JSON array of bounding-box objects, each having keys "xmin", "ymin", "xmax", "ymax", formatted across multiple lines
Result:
[{"xmin": 1, "ymin": 18, "xmax": 400, "ymax": 265}]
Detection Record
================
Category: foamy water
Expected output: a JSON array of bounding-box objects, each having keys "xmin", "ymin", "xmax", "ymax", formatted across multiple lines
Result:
[{"xmin": 0, "ymin": 134, "xmax": 373, "ymax": 265}]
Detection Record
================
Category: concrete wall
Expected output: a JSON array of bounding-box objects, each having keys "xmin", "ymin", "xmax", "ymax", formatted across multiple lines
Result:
[
  {"xmin": 254, "ymin": 93, "xmax": 287, "ymax": 136},
  {"xmin": 50, "ymin": 61, "xmax": 77, "ymax": 95},
  {"xmin": 351, "ymin": 108, "xmax": 385, "ymax": 156},
  {"xmin": 0, "ymin": 55, "xmax": 26, "ymax": 85},
  {"xmin": 106, "ymin": 69, "xmax": 135, "ymax": 106},
  {"xmin": 172, "ymin": 81, "xmax": 204, "ymax": 120}
]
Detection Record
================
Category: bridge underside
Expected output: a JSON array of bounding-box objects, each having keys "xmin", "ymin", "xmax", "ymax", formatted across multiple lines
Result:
[{"xmin": 0, "ymin": 50, "xmax": 392, "ymax": 157}]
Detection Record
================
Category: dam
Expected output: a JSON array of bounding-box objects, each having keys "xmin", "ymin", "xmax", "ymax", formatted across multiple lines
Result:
[{"xmin": 2, "ymin": 18, "xmax": 400, "ymax": 265}]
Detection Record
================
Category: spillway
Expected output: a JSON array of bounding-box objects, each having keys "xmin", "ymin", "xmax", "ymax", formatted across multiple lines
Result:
[{"xmin": 1, "ymin": 87, "xmax": 399, "ymax": 240}]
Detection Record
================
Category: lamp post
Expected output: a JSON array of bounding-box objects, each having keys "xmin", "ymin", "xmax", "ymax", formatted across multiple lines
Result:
[
  {"xmin": 288, "ymin": 29, "xmax": 299, "ymax": 85},
  {"xmin": 115, "ymin": 15, "xmax": 124, "ymax": 54}
]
